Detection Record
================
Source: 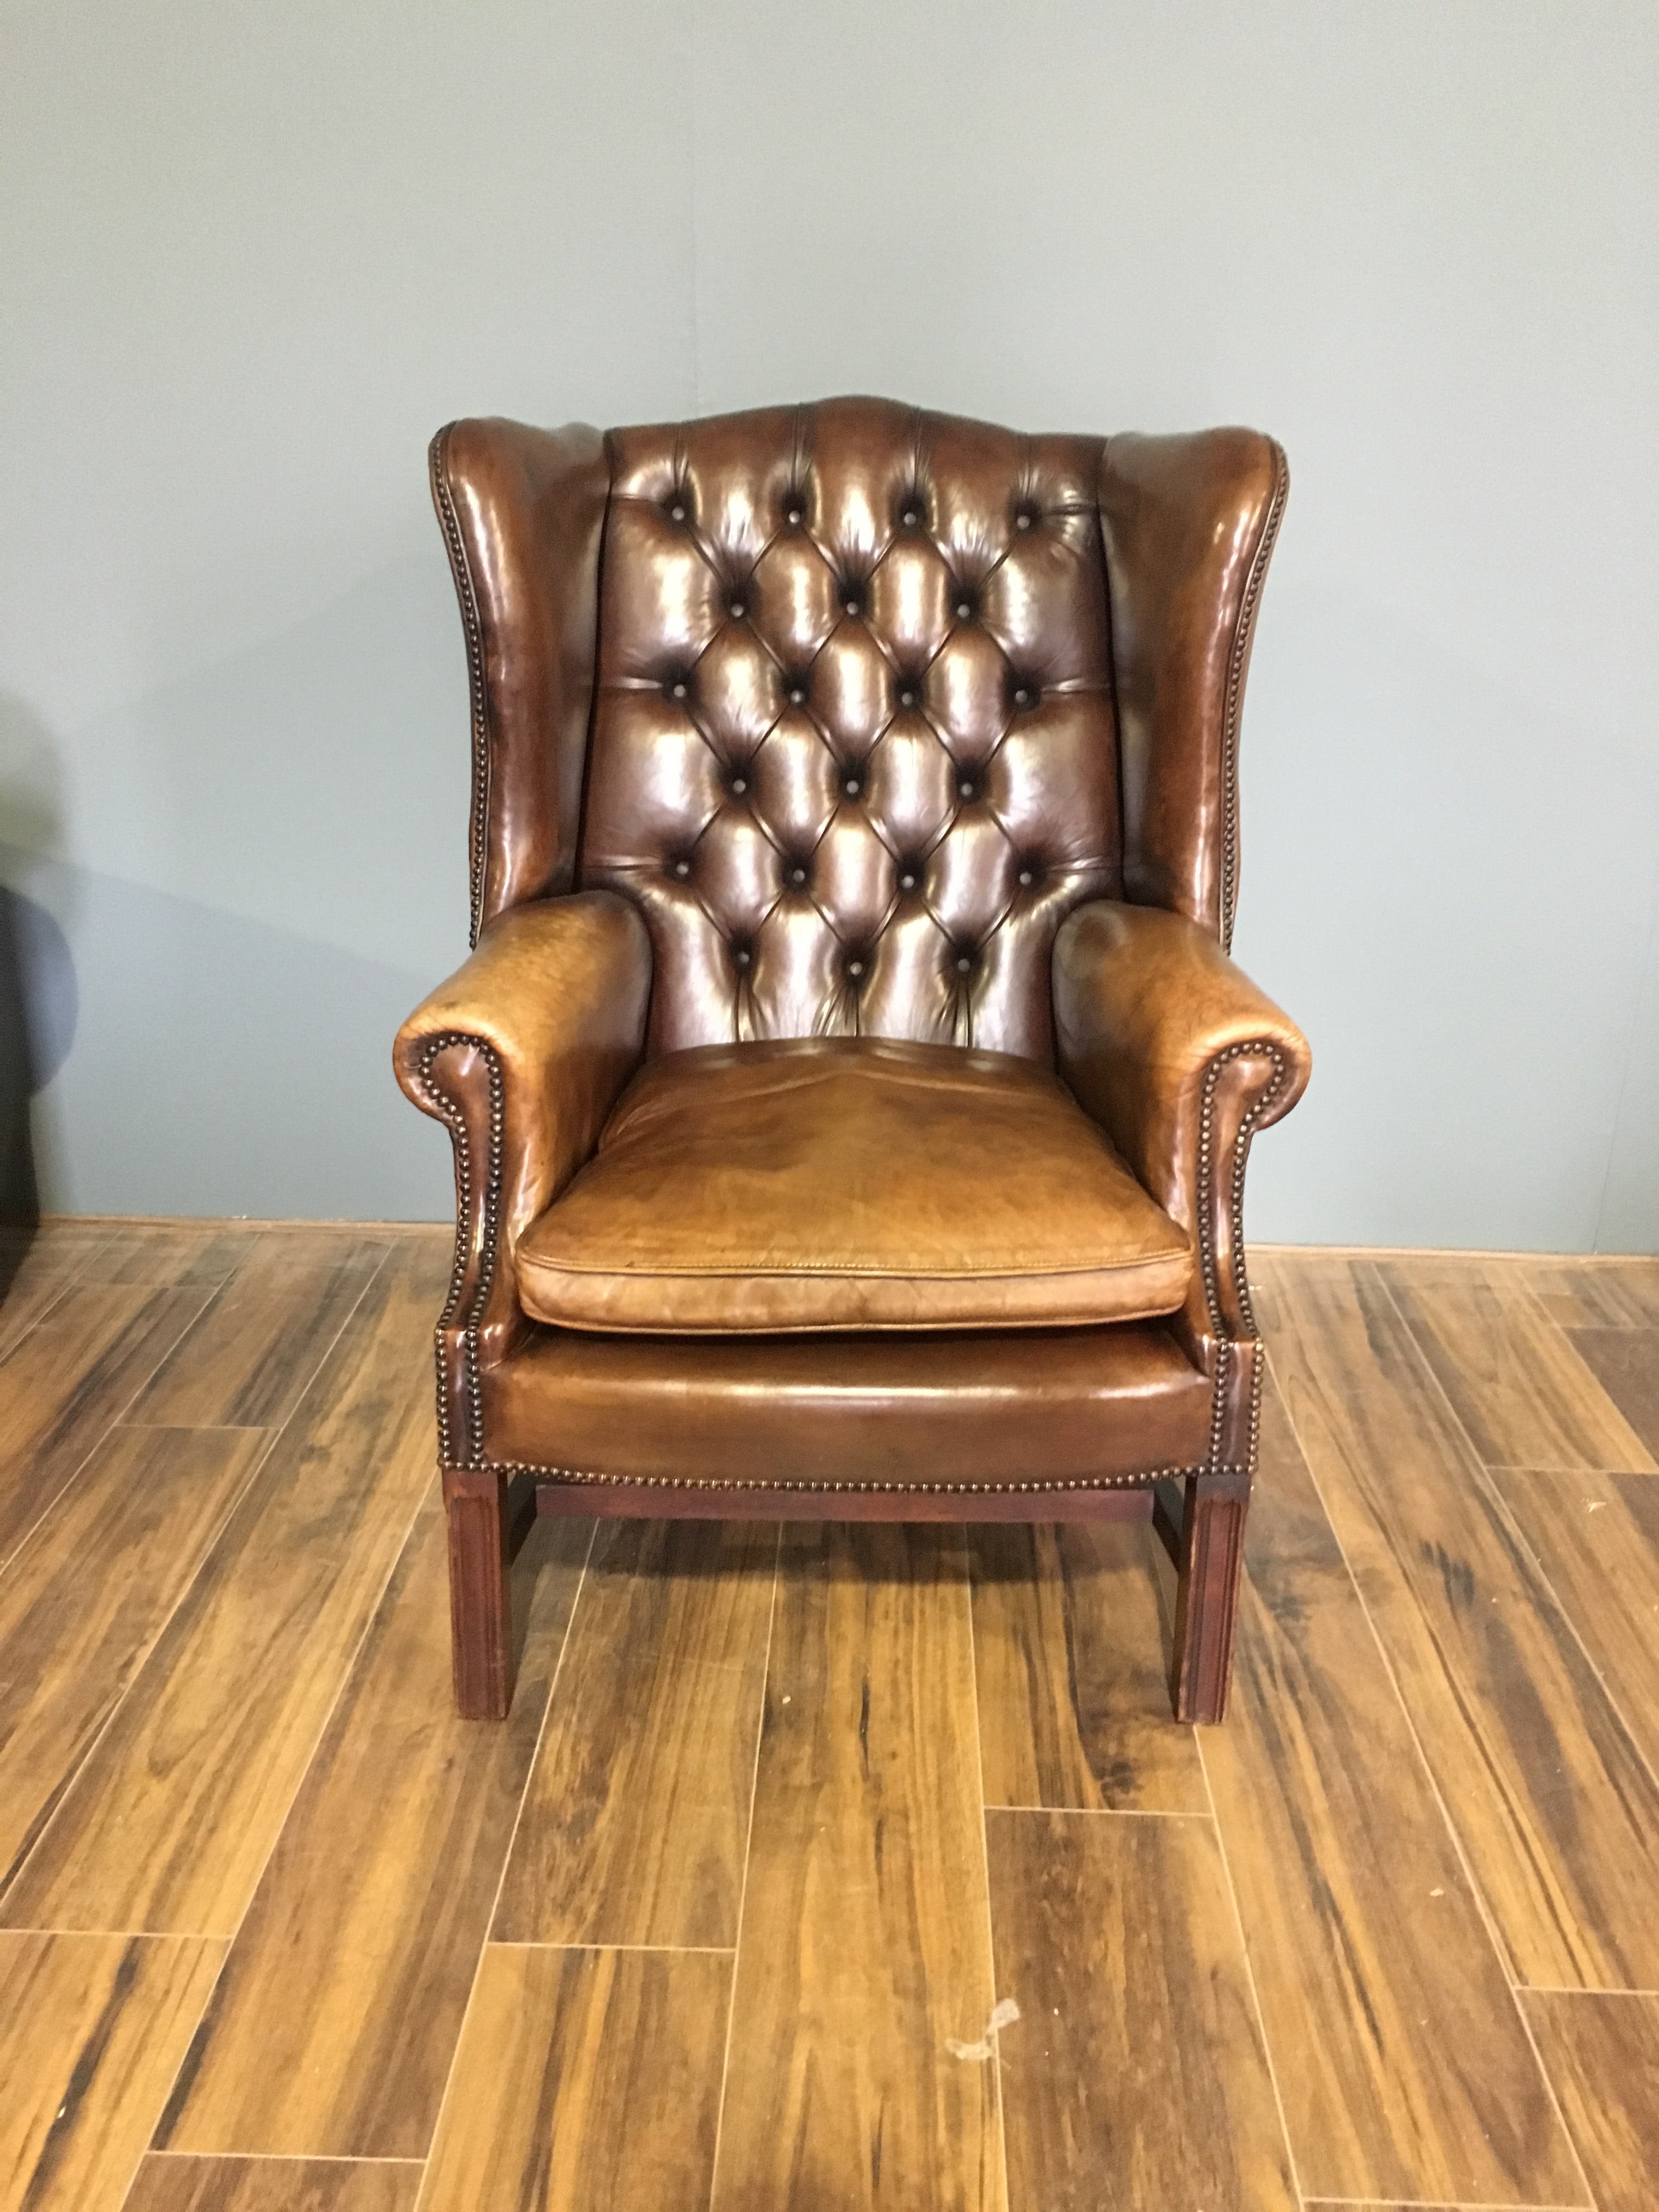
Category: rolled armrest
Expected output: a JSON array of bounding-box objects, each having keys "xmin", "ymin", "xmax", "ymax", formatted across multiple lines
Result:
[
  {"xmin": 1053, "ymin": 900, "xmax": 1310, "ymax": 1347},
  {"xmin": 394, "ymin": 891, "xmax": 651, "ymax": 1460}
]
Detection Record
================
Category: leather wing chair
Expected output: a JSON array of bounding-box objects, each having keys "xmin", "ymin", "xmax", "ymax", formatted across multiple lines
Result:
[{"xmin": 394, "ymin": 397, "xmax": 1310, "ymax": 1726}]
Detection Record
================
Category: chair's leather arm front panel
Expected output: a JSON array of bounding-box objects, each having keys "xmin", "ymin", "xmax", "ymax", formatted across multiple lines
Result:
[
  {"xmin": 1098, "ymin": 430, "xmax": 1288, "ymax": 950},
  {"xmin": 1053, "ymin": 899, "xmax": 1310, "ymax": 1355},
  {"xmin": 430, "ymin": 417, "xmax": 611, "ymax": 941},
  {"xmin": 393, "ymin": 892, "xmax": 652, "ymax": 1462}
]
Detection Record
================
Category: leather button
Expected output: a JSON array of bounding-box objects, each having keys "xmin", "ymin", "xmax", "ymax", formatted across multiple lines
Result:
[
  {"xmin": 901, "ymin": 505, "xmax": 919, "ymax": 527},
  {"xmin": 672, "ymin": 859, "xmax": 691, "ymax": 879},
  {"xmin": 843, "ymin": 595, "xmax": 862, "ymax": 618},
  {"xmin": 670, "ymin": 680, "xmax": 688, "ymax": 701},
  {"xmin": 729, "ymin": 600, "xmax": 746, "ymax": 619},
  {"xmin": 730, "ymin": 774, "xmax": 748, "ymax": 795},
  {"xmin": 1013, "ymin": 687, "xmax": 1031, "ymax": 708},
  {"xmin": 848, "ymin": 958, "xmax": 865, "ymax": 979},
  {"xmin": 955, "ymin": 952, "xmax": 974, "ymax": 974},
  {"xmin": 789, "ymin": 864, "xmax": 807, "ymax": 886},
  {"xmin": 958, "ymin": 777, "xmax": 977, "ymax": 799},
  {"xmin": 1015, "ymin": 511, "xmax": 1032, "ymax": 531},
  {"xmin": 733, "ymin": 946, "xmax": 752, "ymax": 969},
  {"xmin": 843, "ymin": 775, "xmax": 861, "ymax": 797},
  {"xmin": 955, "ymin": 599, "xmax": 973, "ymax": 620},
  {"xmin": 786, "ymin": 502, "xmax": 803, "ymax": 525},
  {"xmin": 1018, "ymin": 867, "xmax": 1034, "ymax": 887},
  {"xmin": 898, "ymin": 687, "xmax": 917, "ymax": 709},
  {"xmin": 669, "ymin": 501, "xmax": 687, "ymax": 523},
  {"xmin": 898, "ymin": 870, "xmax": 917, "ymax": 892}
]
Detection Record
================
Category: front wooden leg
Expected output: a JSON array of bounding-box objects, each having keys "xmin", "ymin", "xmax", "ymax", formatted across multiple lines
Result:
[
  {"xmin": 443, "ymin": 1466, "xmax": 520, "ymax": 1719},
  {"xmin": 1169, "ymin": 1470, "xmax": 1251, "ymax": 1725}
]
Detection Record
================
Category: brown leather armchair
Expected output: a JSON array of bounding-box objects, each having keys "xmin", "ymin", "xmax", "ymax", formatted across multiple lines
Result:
[{"xmin": 395, "ymin": 398, "xmax": 1309, "ymax": 1725}]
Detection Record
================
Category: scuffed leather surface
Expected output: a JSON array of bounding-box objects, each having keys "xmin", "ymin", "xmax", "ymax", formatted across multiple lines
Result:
[
  {"xmin": 1098, "ymin": 430, "xmax": 1286, "ymax": 945},
  {"xmin": 1053, "ymin": 900, "xmax": 1311, "ymax": 1347},
  {"xmin": 393, "ymin": 893, "xmax": 652, "ymax": 1345},
  {"xmin": 484, "ymin": 1318, "xmax": 1211, "ymax": 1488},
  {"xmin": 516, "ymin": 1036, "xmax": 1192, "ymax": 1334},
  {"xmin": 580, "ymin": 397, "xmax": 1122, "ymax": 1059},
  {"xmin": 431, "ymin": 418, "xmax": 610, "ymax": 936}
]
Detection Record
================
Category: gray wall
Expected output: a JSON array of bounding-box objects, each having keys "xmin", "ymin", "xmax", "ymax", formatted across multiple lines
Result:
[{"xmin": 2, "ymin": 1, "xmax": 1655, "ymax": 1246}]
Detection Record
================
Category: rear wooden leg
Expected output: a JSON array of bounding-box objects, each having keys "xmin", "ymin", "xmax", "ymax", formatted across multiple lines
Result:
[
  {"xmin": 443, "ymin": 1466, "xmax": 517, "ymax": 1720},
  {"xmin": 1169, "ymin": 1470, "xmax": 1251, "ymax": 1725}
]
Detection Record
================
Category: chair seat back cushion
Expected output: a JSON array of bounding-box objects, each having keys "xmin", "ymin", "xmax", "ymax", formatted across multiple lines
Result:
[
  {"xmin": 516, "ymin": 1037, "xmax": 1192, "ymax": 1334},
  {"xmin": 579, "ymin": 398, "xmax": 1121, "ymax": 1060}
]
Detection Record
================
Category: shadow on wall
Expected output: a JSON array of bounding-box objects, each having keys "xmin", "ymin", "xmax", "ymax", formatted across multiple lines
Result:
[{"xmin": 0, "ymin": 695, "xmax": 79, "ymax": 1244}]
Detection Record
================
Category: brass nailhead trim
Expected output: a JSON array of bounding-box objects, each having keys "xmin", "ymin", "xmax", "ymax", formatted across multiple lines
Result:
[
  {"xmin": 1195, "ymin": 1038, "xmax": 1290, "ymax": 1480},
  {"xmin": 411, "ymin": 1029, "xmax": 505, "ymax": 1468},
  {"xmin": 1219, "ymin": 441, "xmax": 1289, "ymax": 953},
  {"xmin": 429, "ymin": 426, "xmax": 492, "ymax": 950},
  {"xmin": 470, "ymin": 1460, "xmax": 1229, "ymax": 1496}
]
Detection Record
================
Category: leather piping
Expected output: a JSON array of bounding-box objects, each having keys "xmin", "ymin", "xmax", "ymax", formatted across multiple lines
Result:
[
  {"xmin": 428, "ymin": 425, "xmax": 492, "ymax": 948},
  {"xmin": 1220, "ymin": 441, "xmax": 1290, "ymax": 951}
]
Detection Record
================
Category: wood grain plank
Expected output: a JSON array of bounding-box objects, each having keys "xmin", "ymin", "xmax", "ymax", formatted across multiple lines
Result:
[
  {"xmin": 987, "ymin": 1807, "xmax": 1296, "ymax": 2211},
  {"xmin": 1199, "ymin": 1359, "xmax": 1585, "ymax": 2205},
  {"xmin": 127, "ymin": 1234, "xmax": 388, "ymax": 1427},
  {"xmin": 126, "ymin": 2155, "xmax": 422, "ymax": 2211},
  {"xmin": 418, "ymin": 1945, "xmax": 730, "ymax": 2212},
  {"xmin": 0, "ymin": 1424, "xmax": 270, "ymax": 1892},
  {"xmin": 0, "ymin": 1223, "xmax": 108, "ymax": 1357},
  {"xmin": 76, "ymin": 1224, "xmax": 253, "ymax": 1288},
  {"xmin": 1524, "ymin": 1256, "xmax": 1659, "ymax": 1330},
  {"xmin": 0, "ymin": 1930, "xmax": 223, "ymax": 2212},
  {"xmin": 157, "ymin": 1506, "xmax": 588, "ymax": 2159},
  {"xmin": 493, "ymin": 1518, "xmax": 775, "ymax": 1949},
  {"xmin": 1379, "ymin": 1257, "xmax": 1655, "ymax": 1471},
  {"xmin": 1520, "ymin": 1989, "xmax": 1659, "ymax": 2212},
  {"xmin": 0, "ymin": 1282, "xmax": 211, "ymax": 1569},
  {"xmin": 1262, "ymin": 1254, "xmax": 1659, "ymax": 1988},
  {"xmin": 969, "ymin": 1522, "xmax": 1205, "ymax": 1812},
  {"xmin": 1491, "ymin": 1466, "xmax": 1659, "ymax": 1785},
  {"xmin": 1562, "ymin": 1328, "xmax": 1659, "ymax": 1462},
  {"xmin": 1, "ymin": 1240, "xmax": 449, "ymax": 1937},
  {"xmin": 713, "ymin": 1523, "xmax": 1006, "ymax": 2212}
]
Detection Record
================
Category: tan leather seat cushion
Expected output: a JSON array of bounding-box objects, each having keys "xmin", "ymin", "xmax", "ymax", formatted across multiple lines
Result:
[{"xmin": 516, "ymin": 1037, "xmax": 1192, "ymax": 1334}]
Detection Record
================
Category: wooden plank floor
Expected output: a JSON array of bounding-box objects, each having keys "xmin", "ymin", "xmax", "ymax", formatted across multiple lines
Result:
[{"xmin": 0, "ymin": 1222, "xmax": 1655, "ymax": 2210}]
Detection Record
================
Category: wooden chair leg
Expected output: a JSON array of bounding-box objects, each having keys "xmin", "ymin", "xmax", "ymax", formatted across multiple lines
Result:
[
  {"xmin": 1169, "ymin": 1470, "xmax": 1251, "ymax": 1725},
  {"xmin": 443, "ymin": 1467, "xmax": 519, "ymax": 1720}
]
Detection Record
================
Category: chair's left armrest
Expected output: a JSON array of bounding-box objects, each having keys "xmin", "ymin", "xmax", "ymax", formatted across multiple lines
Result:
[
  {"xmin": 1053, "ymin": 900, "xmax": 1310, "ymax": 1353},
  {"xmin": 393, "ymin": 890, "xmax": 651, "ymax": 1461}
]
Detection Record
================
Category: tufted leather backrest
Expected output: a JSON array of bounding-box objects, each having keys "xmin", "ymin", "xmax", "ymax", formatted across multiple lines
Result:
[
  {"xmin": 430, "ymin": 399, "xmax": 1288, "ymax": 1034},
  {"xmin": 578, "ymin": 398, "xmax": 1122, "ymax": 1061}
]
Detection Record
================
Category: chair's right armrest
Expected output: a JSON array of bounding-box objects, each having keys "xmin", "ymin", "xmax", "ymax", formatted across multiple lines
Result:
[{"xmin": 393, "ymin": 890, "xmax": 651, "ymax": 1463}]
